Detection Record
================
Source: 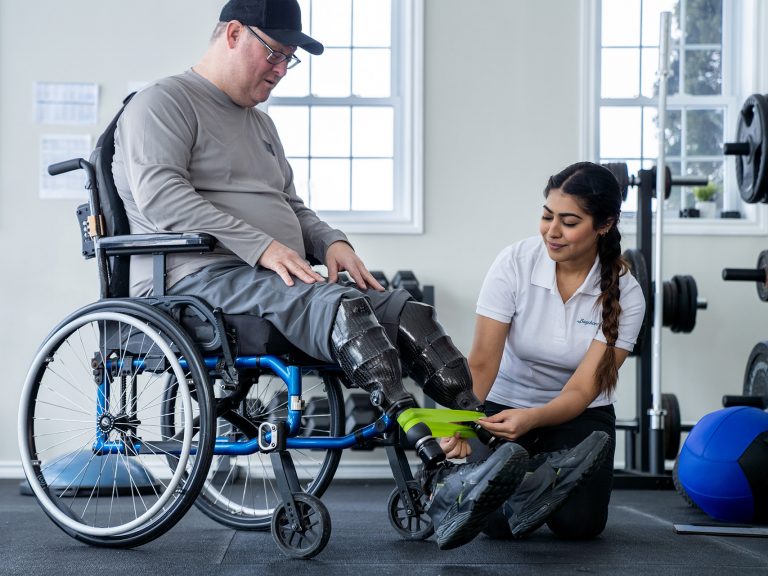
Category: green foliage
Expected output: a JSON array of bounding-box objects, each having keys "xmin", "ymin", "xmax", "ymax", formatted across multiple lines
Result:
[{"xmin": 693, "ymin": 182, "xmax": 718, "ymax": 202}]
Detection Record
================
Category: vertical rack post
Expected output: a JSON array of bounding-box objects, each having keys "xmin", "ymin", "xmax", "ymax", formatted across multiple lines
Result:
[{"xmin": 649, "ymin": 11, "xmax": 672, "ymax": 475}]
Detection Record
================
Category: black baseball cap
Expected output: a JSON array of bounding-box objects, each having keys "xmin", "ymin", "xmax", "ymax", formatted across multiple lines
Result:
[{"xmin": 220, "ymin": 0, "xmax": 324, "ymax": 55}]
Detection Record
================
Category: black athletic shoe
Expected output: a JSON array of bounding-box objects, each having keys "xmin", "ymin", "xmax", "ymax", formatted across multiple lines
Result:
[
  {"xmin": 502, "ymin": 430, "xmax": 612, "ymax": 539},
  {"xmin": 420, "ymin": 442, "xmax": 529, "ymax": 550}
]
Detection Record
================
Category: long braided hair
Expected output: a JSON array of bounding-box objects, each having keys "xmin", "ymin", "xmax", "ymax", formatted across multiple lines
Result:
[{"xmin": 544, "ymin": 162, "xmax": 626, "ymax": 396}]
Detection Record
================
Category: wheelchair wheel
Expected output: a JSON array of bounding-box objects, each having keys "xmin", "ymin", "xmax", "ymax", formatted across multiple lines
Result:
[
  {"xmin": 387, "ymin": 482, "xmax": 434, "ymax": 540},
  {"xmin": 271, "ymin": 493, "xmax": 331, "ymax": 559},
  {"xmin": 18, "ymin": 301, "xmax": 215, "ymax": 547},
  {"xmin": 167, "ymin": 372, "xmax": 344, "ymax": 530}
]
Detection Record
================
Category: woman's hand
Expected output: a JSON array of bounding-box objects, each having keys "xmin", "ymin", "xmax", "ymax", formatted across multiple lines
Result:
[
  {"xmin": 440, "ymin": 432, "xmax": 472, "ymax": 459},
  {"xmin": 477, "ymin": 408, "xmax": 538, "ymax": 442}
]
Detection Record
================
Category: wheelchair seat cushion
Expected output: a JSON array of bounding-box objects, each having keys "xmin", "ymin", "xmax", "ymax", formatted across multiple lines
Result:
[{"xmin": 179, "ymin": 309, "xmax": 323, "ymax": 364}]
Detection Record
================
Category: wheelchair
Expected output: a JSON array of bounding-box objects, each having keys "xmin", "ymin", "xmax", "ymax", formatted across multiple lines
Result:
[{"xmin": 18, "ymin": 94, "xmax": 480, "ymax": 559}]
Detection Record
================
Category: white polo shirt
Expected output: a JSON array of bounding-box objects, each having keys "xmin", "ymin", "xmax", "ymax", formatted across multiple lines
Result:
[{"xmin": 477, "ymin": 236, "xmax": 645, "ymax": 409}]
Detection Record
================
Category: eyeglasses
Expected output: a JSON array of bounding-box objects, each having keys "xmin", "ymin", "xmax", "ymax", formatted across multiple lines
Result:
[{"xmin": 245, "ymin": 25, "xmax": 301, "ymax": 69}]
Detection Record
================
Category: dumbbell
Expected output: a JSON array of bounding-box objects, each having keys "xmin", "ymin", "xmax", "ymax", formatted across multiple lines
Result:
[
  {"xmin": 391, "ymin": 270, "xmax": 435, "ymax": 305},
  {"xmin": 369, "ymin": 270, "xmax": 390, "ymax": 289}
]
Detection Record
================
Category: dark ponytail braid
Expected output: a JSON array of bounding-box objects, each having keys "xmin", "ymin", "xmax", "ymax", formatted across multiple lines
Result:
[{"xmin": 594, "ymin": 226, "xmax": 627, "ymax": 395}]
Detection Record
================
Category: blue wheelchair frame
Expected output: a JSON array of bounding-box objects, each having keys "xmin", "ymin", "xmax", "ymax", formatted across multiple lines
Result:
[{"xmin": 95, "ymin": 354, "xmax": 394, "ymax": 456}]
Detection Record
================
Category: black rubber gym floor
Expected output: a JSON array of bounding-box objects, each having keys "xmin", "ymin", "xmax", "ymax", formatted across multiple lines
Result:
[{"xmin": 2, "ymin": 477, "xmax": 767, "ymax": 576}]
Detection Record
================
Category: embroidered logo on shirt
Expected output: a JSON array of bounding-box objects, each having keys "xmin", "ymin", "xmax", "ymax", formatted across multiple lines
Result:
[
  {"xmin": 263, "ymin": 140, "xmax": 275, "ymax": 156},
  {"xmin": 577, "ymin": 318, "xmax": 599, "ymax": 326}
]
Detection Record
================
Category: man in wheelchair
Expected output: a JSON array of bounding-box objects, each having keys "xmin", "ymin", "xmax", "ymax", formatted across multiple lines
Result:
[{"xmin": 109, "ymin": 0, "xmax": 605, "ymax": 551}]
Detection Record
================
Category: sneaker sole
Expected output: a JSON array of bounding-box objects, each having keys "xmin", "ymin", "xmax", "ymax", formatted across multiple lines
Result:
[
  {"xmin": 436, "ymin": 445, "xmax": 528, "ymax": 550},
  {"xmin": 509, "ymin": 435, "xmax": 612, "ymax": 538}
]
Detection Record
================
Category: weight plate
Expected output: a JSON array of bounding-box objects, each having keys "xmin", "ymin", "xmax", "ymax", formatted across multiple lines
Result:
[
  {"xmin": 670, "ymin": 275, "xmax": 688, "ymax": 332},
  {"xmin": 648, "ymin": 165, "xmax": 672, "ymax": 199},
  {"xmin": 623, "ymin": 249, "xmax": 649, "ymax": 356},
  {"xmin": 734, "ymin": 93, "xmax": 768, "ymax": 203},
  {"xmin": 757, "ymin": 251, "xmax": 768, "ymax": 302},
  {"xmin": 667, "ymin": 277, "xmax": 677, "ymax": 331},
  {"xmin": 677, "ymin": 275, "xmax": 691, "ymax": 333},
  {"xmin": 603, "ymin": 162, "xmax": 630, "ymax": 201},
  {"xmin": 662, "ymin": 393, "xmax": 681, "ymax": 460},
  {"xmin": 662, "ymin": 280, "xmax": 673, "ymax": 327},
  {"xmin": 681, "ymin": 275, "xmax": 698, "ymax": 333},
  {"xmin": 743, "ymin": 341, "xmax": 768, "ymax": 408}
]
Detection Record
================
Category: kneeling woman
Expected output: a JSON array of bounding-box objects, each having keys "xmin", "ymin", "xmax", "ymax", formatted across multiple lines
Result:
[{"xmin": 452, "ymin": 162, "xmax": 646, "ymax": 540}]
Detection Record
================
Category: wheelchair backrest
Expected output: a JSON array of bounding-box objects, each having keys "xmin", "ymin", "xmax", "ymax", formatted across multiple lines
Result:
[{"xmin": 91, "ymin": 92, "xmax": 136, "ymax": 298}]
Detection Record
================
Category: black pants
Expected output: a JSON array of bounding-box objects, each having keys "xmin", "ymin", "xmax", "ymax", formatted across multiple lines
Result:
[{"xmin": 474, "ymin": 401, "xmax": 616, "ymax": 539}]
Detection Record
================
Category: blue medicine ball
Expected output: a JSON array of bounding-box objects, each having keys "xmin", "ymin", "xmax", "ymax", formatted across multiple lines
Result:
[{"xmin": 677, "ymin": 406, "xmax": 768, "ymax": 523}]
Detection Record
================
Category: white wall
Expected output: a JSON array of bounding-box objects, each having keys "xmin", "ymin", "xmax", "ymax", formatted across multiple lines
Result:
[{"xmin": 2, "ymin": 0, "xmax": 768, "ymax": 475}]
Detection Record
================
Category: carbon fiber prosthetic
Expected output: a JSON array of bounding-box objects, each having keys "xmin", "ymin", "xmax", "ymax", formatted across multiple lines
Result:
[
  {"xmin": 330, "ymin": 297, "xmax": 414, "ymax": 411},
  {"xmin": 397, "ymin": 301, "xmax": 481, "ymax": 411}
]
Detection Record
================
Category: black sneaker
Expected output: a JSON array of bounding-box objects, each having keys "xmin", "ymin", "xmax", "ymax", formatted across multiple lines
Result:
[
  {"xmin": 421, "ymin": 441, "xmax": 529, "ymax": 550},
  {"xmin": 503, "ymin": 430, "xmax": 612, "ymax": 538}
]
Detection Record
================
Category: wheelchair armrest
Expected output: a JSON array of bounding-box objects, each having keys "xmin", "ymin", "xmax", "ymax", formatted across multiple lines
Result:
[{"xmin": 98, "ymin": 233, "xmax": 216, "ymax": 256}]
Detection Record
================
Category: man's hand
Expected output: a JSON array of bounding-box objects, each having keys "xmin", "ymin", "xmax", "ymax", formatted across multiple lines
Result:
[
  {"xmin": 440, "ymin": 432, "xmax": 472, "ymax": 459},
  {"xmin": 258, "ymin": 240, "xmax": 326, "ymax": 286},
  {"xmin": 325, "ymin": 241, "xmax": 384, "ymax": 291}
]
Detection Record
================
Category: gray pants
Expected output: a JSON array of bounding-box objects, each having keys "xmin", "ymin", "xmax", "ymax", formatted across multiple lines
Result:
[{"xmin": 168, "ymin": 262, "xmax": 412, "ymax": 362}]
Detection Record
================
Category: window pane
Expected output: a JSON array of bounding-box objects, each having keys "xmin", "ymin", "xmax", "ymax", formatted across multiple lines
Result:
[
  {"xmin": 312, "ymin": 0, "xmax": 352, "ymax": 46},
  {"xmin": 312, "ymin": 48, "xmax": 351, "ymax": 96},
  {"xmin": 684, "ymin": 49, "xmax": 722, "ymax": 95},
  {"xmin": 352, "ymin": 159, "xmax": 393, "ymax": 210},
  {"xmin": 602, "ymin": 0, "xmax": 640, "ymax": 46},
  {"xmin": 687, "ymin": 160, "xmax": 723, "ymax": 187},
  {"xmin": 310, "ymin": 159, "xmax": 350, "ymax": 210},
  {"xmin": 275, "ymin": 62, "xmax": 310, "ymax": 97},
  {"xmin": 289, "ymin": 158, "xmax": 310, "ymax": 203},
  {"xmin": 640, "ymin": 47, "xmax": 659, "ymax": 97},
  {"xmin": 643, "ymin": 108, "xmax": 681, "ymax": 157},
  {"xmin": 686, "ymin": 109, "xmax": 723, "ymax": 155},
  {"xmin": 666, "ymin": 49, "xmax": 681, "ymax": 96},
  {"xmin": 353, "ymin": 0, "xmax": 391, "ymax": 47},
  {"xmin": 311, "ymin": 107, "xmax": 350, "ymax": 157},
  {"xmin": 685, "ymin": 0, "xmax": 722, "ymax": 44},
  {"xmin": 298, "ymin": 0, "xmax": 310, "ymax": 31},
  {"xmin": 352, "ymin": 107, "xmax": 393, "ymax": 157},
  {"xmin": 641, "ymin": 0, "xmax": 679, "ymax": 46},
  {"xmin": 269, "ymin": 106, "xmax": 309, "ymax": 157},
  {"xmin": 601, "ymin": 48, "xmax": 640, "ymax": 98},
  {"xmin": 600, "ymin": 107, "xmax": 642, "ymax": 158},
  {"xmin": 352, "ymin": 49, "xmax": 391, "ymax": 97}
]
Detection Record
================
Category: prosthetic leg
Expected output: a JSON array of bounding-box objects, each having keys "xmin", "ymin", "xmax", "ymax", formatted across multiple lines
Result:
[
  {"xmin": 331, "ymin": 296, "xmax": 444, "ymax": 467},
  {"xmin": 397, "ymin": 300, "xmax": 496, "ymax": 445},
  {"xmin": 331, "ymin": 297, "xmax": 528, "ymax": 550}
]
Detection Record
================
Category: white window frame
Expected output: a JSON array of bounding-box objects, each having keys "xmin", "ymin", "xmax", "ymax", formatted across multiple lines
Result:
[
  {"xmin": 265, "ymin": 0, "xmax": 424, "ymax": 234},
  {"xmin": 580, "ymin": 0, "xmax": 768, "ymax": 235}
]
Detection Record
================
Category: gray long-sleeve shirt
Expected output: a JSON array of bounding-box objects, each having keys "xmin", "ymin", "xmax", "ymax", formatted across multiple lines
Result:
[{"xmin": 113, "ymin": 69, "xmax": 347, "ymax": 296}]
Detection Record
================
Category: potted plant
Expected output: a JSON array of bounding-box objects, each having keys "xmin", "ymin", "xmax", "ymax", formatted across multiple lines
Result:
[{"xmin": 693, "ymin": 183, "xmax": 718, "ymax": 219}]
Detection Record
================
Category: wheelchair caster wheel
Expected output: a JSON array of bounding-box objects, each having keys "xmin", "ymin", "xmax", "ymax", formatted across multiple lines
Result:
[
  {"xmin": 271, "ymin": 493, "xmax": 331, "ymax": 559},
  {"xmin": 387, "ymin": 483, "xmax": 434, "ymax": 540}
]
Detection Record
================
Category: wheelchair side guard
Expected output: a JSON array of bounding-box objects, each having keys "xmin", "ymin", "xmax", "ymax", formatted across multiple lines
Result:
[{"xmin": 396, "ymin": 408, "xmax": 484, "ymax": 439}]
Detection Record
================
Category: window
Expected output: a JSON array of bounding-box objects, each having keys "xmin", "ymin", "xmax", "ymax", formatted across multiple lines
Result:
[
  {"xmin": 588, "ymin": 0, "xmax": 765, "ymax": 232},
  {"xmin": 264, "ymin": 0, "xmax": 423, "ymax": 234}
]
